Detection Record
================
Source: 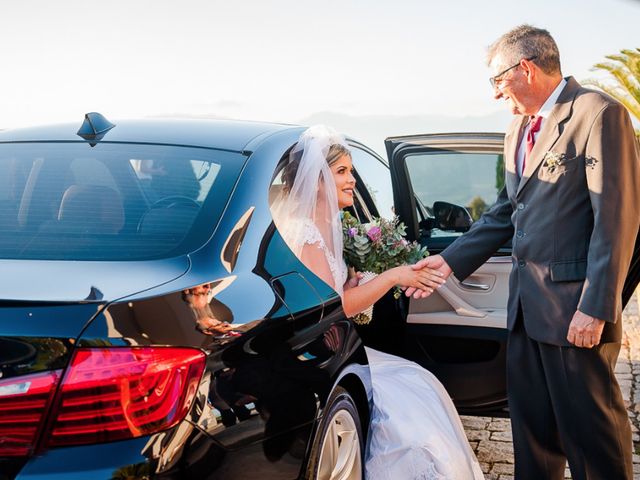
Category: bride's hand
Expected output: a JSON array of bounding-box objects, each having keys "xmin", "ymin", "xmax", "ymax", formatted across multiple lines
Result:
[
  {"xmin": 344, "ymin": 271, "xmax": 364, "ymax": 291},
  {"xmin": 391, "ymin": 265, "xmax": 446, "ymax": 292}
]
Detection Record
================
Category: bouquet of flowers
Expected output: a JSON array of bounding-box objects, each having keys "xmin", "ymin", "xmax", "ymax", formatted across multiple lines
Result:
[{"xmin": 342, "ymin": 211, "xmax": 429, "ymax": 324}]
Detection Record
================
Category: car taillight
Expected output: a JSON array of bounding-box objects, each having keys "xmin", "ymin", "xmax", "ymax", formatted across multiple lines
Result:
[
  {"xmin": 0, "ymin": 370, "xmax": 61, "ymax": 456},
  {"xmin": 45, "ymin": 347, "xmax": 205, "ymax": 448}
]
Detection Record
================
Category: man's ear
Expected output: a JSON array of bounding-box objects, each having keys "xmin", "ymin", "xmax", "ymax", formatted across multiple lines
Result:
[{"xmin": 521, "ymin": 58, "xmax": 536, "ymax": 84}]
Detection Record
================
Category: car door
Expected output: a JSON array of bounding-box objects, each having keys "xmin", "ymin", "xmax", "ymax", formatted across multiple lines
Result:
[{"xmin": 384, "ymin": 133, "xmax": 510, "ymax": 416}]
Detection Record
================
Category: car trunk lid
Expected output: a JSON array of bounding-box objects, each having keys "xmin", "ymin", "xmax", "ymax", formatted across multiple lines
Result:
[{"xmin": 0, "ymin": 257, "xmax": 190, "ymax": 303}]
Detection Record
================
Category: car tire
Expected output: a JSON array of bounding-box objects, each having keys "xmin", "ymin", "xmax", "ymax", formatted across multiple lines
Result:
[{"xmin": 306, "ymin": 386, "xmax": 364, "ymax": 480}]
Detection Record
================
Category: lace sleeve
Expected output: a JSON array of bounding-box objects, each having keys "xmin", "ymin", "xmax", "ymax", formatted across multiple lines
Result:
[
  {"xmin": 300, "ymin": 242, "xmax": 336, "ymax": 291},
  {"xmin": 277, "ymin": 218, "xmax": 345, "ymax": 295},
  {"xmin": 301, "ymin": 221, "xmax": 324, "ymax": 246}
]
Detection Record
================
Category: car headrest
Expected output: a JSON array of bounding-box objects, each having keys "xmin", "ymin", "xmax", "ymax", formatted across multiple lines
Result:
[{"xmin": 58, "ymin": 185, "xmax": 125, "ymax": 234}]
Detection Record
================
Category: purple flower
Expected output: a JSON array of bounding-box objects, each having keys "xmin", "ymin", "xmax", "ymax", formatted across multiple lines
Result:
[
  {"xmin": 348, "ymin": 227, "xmax": 358, "ymax": 238},
  {"xmin": 367, "ymin": 226, "xmax": 382, "ymax": 242}
]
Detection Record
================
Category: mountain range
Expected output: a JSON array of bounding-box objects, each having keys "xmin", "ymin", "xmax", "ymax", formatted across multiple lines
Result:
[{"xmin": 297, "ymin": 110, "xmax": 512, "ymax": 157}]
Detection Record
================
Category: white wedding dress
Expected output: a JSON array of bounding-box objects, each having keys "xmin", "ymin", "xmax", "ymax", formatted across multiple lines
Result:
[
  {"xmin": 364, "ymin": 348, "xmax": 484, "ymax": 480},
  {"xmin": 297, "ymin": 220, "xmax": 484, "ymax": 480}
]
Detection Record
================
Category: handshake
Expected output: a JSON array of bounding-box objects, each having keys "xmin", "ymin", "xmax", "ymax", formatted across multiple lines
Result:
[{"xmin": 405, "ymin": 254, "xmax": 452, "ymax": 299}]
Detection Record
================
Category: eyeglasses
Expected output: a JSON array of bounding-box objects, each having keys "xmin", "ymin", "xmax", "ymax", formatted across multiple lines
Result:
[{"xmin": 489, "ymin": 56, "xmax": 537, "ymax": 88}]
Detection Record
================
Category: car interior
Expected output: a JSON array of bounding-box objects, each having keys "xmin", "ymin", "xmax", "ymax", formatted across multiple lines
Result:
[{"xmin": 0, "ymin": 146, "xmax": 230, "ymax": 262}]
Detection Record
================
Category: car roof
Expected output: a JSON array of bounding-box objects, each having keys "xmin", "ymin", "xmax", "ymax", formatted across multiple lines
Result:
[{"xmin": 0, "ymin": 117, "xmax": 296, "ymax": 152}]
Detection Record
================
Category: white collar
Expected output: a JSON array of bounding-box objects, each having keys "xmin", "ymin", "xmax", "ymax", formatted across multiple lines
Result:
[{"xmin": 536, "ymin": 78, "xmax": 567, "ymax": 119}]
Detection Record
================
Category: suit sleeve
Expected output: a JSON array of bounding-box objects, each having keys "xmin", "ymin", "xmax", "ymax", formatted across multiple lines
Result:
[
  {"xmin": 441, "ymin": 185, "xmax": 514, "ymax": 281},
  {"xmin": 578, "ymin": 102, "xmax": 640, "ymax": 322}
]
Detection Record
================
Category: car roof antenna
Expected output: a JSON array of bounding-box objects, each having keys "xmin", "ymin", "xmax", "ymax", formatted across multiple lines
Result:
[{"xmin": 77, "ymin": 112, "xmax": 115, "ymax": 147}]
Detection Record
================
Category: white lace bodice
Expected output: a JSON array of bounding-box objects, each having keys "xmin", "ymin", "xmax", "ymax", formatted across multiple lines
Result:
[{"xmin": 300, "ymin": 219, "xmax": 348, "ymax": 291}]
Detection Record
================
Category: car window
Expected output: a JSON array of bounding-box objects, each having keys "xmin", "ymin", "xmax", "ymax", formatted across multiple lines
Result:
[
  {"xmin": 0, "ymin": 142, "xmax": 245, "ymax": 261},
  {"xmin": 129, "ymin": 158, "xmax": 220, "ymax": 204},
  {"xmin": 349, "ymin": 146, "xmax": 395, "ymax": 220},
  {"xmin": 404, "ymin": 151, "xmax": 504, "ymax": 237}
]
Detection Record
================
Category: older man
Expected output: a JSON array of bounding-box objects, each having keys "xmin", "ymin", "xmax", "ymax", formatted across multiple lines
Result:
[{"xmin": 413, "ymin": 25, "xmax": 640, "ymax": 479}]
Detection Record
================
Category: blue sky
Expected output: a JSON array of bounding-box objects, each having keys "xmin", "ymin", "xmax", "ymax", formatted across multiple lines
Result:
[{"xmin": 1, "ymin": 0, "xmax": 638, "ymax": 130}]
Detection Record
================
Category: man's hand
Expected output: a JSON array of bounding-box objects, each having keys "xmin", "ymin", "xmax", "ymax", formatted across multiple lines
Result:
[
  {"xmin": 567, "ymin": 310, "xmax": 605, "ymax": 348},
  {"xmin": 405, "ymin": 255, "xmax": 452, "ymax": 299}
]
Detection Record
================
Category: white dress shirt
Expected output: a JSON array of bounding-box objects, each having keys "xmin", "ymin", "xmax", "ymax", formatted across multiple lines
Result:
[{"xmin": 516, "ymin": 78, "xmax": 567, "ymax": 176}]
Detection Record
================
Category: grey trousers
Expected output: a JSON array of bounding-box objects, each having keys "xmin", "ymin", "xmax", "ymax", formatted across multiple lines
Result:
[{"xmin": 507, "ymin": 314, "xmax": 632, "ymax": 480}]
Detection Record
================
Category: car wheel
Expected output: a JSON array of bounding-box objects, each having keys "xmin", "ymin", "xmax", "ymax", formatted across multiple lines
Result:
[{"xmin": 307, "ymin": 386, "xmax": 364, "ymax": 480}]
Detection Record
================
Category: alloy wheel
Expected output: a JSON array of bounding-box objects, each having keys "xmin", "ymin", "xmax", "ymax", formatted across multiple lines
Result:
[{"xmin": 316, "ymin": 408, "xmax": 362, "ymax": 480}]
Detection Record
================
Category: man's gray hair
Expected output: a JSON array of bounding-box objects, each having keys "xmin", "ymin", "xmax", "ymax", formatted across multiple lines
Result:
[{"xmin": 487, "ymin": 25, "xmax": 561, "ymax": 75}]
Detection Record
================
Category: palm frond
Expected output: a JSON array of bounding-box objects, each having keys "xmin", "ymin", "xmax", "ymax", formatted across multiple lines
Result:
[
  {"xmin": 593, "ymin": 60, "xmax": 640, "ymax": 99},
  {"xmin": 584, "ymin": 47, "xmax": 640, "ymax": 123},
  {"xmin": 582, "ymin": 79, "xmax": 640, "ymax": 120}
]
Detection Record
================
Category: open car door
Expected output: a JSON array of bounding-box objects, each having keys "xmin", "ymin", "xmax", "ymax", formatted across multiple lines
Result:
[{"xmin": 386, "ymin": 133, "xmax": 510, "ymax": 416}]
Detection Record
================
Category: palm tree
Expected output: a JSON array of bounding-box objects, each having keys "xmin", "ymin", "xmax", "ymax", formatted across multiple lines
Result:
[{"xmin": 584, "ymin": 48, "xmax": 640, "ymax": 135}]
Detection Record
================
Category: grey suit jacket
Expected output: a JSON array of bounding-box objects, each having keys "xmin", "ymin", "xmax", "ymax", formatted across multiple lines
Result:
[{"xmin": 442, "ymin": 77, "xmax": 640, "ymax": 346}]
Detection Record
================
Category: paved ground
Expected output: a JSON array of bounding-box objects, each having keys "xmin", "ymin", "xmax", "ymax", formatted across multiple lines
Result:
[{"xmin": 462, "ymin": 291, "xmax": 640, "ymax": 480}]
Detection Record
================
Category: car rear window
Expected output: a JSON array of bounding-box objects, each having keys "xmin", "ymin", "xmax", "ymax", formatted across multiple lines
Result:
[{"xmin": 0, "ymin": 142, "xmax": 245, "ymax": 260}]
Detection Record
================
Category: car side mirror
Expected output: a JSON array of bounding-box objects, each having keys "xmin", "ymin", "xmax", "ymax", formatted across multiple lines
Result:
[{"xmin": 433, "ymin": 201, "xmax": 473, "ymax": 232}]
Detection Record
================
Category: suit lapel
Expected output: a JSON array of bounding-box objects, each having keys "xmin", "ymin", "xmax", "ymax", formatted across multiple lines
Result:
[
  {"xmin": 516, "ymin": 77, "xmax": 580, "ymax": 196},
  {"xmin": 517, "ymin": 113, "xmax": 560, "ymax": 194},
  {"xmin": 505, "ymin": 116, "xmax": 526, "ymax": 199}
]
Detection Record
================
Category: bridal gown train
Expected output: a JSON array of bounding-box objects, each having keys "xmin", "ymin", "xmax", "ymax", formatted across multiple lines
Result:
[{"xmin": 364, "ymin": 348, "xmax": 484, "ymax": 480}]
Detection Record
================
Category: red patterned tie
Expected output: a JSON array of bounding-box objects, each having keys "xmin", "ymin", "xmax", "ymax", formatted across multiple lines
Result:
[{"xmin": 524, "ymin": 115, "xmax": 542, "ymax": 173}]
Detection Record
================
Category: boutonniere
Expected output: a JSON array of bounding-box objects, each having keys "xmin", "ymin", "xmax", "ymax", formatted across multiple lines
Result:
[
  {"xmin": 585, "ymin": 156, "xmax": 599, "ymax": 170},
  {"xmin": 542, "ymin": 151, "xmax": 566, "ymax": 173}
]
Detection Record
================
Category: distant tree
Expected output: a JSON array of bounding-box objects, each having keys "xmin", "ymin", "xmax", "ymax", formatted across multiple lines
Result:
[
  {"xmin": 495, "ymin": 154, "xmax": 505, "ymax": 194},
  {"xmin": 584, "ymin": 48, "xmax": 640, "ymax": 137},
  {"xmin": 467, "ymin": 195, "xmax": 488, "ymax": 221},
  {"xmin": 111, "ymin": 463, "xmax": 151, "ymax": 480}
]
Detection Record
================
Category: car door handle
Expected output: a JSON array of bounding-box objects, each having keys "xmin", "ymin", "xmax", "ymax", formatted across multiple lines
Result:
[
  {"xmin": 460, "ymin": 281, "xmax": 490, "ymax": 291},
  {"xmin": 436, "ymin": 284, "xmax": 487, "ymax": 318}
]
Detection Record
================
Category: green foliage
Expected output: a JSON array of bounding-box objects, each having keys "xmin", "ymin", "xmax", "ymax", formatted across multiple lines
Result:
[
  {"xmin": 495, "ymin": 154, "xmax": 505, "ymax": 194},
  {"xmin": 342, "ymin": 211, "xmax": 428, "ymax": 274},
  {"xmin": 111, "ymin": 462, "xmax": 152, "ymax": 480},
  {"xmin": 467, "ymin": 196, "xmax": 488, "ymax": 221},
  {"xmin": 584, "ymin": 48, "xmax": 640, "ymax": 137}
]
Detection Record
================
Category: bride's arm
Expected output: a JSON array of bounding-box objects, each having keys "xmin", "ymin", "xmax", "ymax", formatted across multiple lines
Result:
[
  {"xmin": 342, "ymin": 266, "xmax": 443, "ymax": 318},
  {"xmin": 299, "ymin": 243, "xmax": 396, "ymax": 317},
  {"xmin": 300, "ymin": 243, "xmax": 335, "ymax": 290},
  {"xmin": 300, "ymin": 244, "xmax": 443, "ymax": 319}
]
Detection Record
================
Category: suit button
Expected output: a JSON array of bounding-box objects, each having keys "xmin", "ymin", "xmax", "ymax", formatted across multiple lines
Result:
[
  {"xmin": 517, "ymin": 203, "xmax": 525, "ymax": 210},
  {"xmin": 518, "ymin": 259, "xmax": 526, "ymax": 267},
  {"xmin": 516, "ymin": 230, "xmax": 525, "ymax": 238}
]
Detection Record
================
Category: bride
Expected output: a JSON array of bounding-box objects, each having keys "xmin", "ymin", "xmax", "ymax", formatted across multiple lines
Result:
[{"xmin": 271, "ymin": 125, "xmax": 484, "ymax": 480}]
